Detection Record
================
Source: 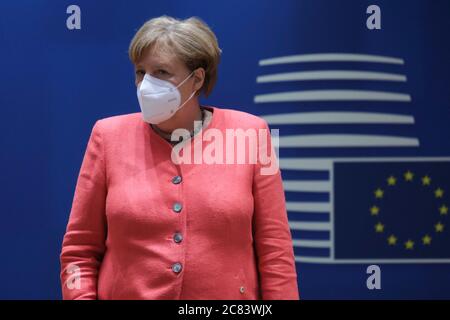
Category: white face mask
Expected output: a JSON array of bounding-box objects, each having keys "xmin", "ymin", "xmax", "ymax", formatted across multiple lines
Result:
[{"xmin": 137, "ymin": 70, "xmax": 197, "ymax": 124}]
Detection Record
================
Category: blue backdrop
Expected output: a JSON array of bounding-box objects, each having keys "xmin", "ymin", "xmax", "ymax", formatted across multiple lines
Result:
[{"xmin": 1, "ymin": 0, "xmax": 450, "ymax": 299}]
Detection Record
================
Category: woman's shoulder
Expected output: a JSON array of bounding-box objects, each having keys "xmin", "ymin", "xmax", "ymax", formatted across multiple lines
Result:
[
  {"xmin": 96, "ymin": 112, "xmax": 141, "ymax": 126},
  {"xmin": 93, "ymin": 112, "xmax": 143, "ymax": 134}
]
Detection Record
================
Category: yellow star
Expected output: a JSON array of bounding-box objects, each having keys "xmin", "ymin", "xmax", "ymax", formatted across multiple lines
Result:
[
  {"xmin": 439, "ymin": 205, "xmax": 448, "ymax": 216},
  {"xmin": 435, "ymin": 188, "xmax": 444, "ymax": 198},
  {"xmin": 387, "ymin": 235, "xmax": 397, "ymax": 245},
  {"xmin": 370, "ymin": 206, "xmax": 380, "ymax": 216},
  {"xmin": 375, "ymin": 222, "xmax": 385, "ymax": 233},
  {"xmin": 422, "ymin": 234, "xmax": 432, "ymax": 245},
  {"xmin": 422, "ymin": 175, "xmax": 431, "ymax": 186},
  {"xmin": 435, "ymin": 222, "xmax": 445, "ymax": 233},
  {"xmin": 404, "ymin": 239, "xmax": 414, "ymax": 250},
  {"xmin": 387, "ymin": 176, "xmax": 396, "ymax": 186},
  {"xmin": 374, "ymin": 188, "xmax": 384, "ymax": 199},
  {"xmin": 404, "ymin": 170, "xmax": 414, "ymax": 181}
]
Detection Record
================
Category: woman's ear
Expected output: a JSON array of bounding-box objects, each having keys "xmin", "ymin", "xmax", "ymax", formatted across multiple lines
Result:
[{"xmin": 193, "ymin": 67, "xmax": 205, "ymax": 93}]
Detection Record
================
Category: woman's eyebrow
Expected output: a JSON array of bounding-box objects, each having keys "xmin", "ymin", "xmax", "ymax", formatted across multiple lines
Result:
[
  {"xmin": 153, "ymin": 63, "xmax": 170, "ymax": 69},
  {"xmin": 135, "ymin": 63, "xmax": 171, "ymax": 70}
]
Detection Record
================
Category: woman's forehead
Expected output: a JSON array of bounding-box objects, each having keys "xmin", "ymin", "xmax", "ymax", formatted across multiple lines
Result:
[{"xmin": 138, "ymin": 45, "xmax": 182, "ymax": 69}]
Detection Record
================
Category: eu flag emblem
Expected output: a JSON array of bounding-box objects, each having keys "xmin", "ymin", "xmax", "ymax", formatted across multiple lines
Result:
[{"xmin": 334, "ymin": 159, "xmax": 450, "ymax": 262}]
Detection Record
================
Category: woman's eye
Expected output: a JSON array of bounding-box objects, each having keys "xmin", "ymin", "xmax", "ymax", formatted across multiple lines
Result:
[
  {"xmin": 135, "ymin": 70, "xmax": 145, "ymax": 76},
  {"xmin": 156, "ymin": 69, "xmax": 168, "ymax": 75}
]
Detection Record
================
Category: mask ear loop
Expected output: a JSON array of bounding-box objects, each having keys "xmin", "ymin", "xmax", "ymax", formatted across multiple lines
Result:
[
  {"xmin": 177, "ymin": 69, "xmax": 199, "ymax": 109},
  {"xmin": 175, "ymin": 69, "xmax": 196, "ymax": 89},
  {"xmin": 178, "ymin": 89, "xmax": 198, "ymax": 109}
]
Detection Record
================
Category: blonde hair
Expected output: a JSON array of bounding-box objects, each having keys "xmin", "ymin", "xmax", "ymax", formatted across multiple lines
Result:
[{"xmin": 128, "ymin": 15, "xmax": 222, "ymax": 97}]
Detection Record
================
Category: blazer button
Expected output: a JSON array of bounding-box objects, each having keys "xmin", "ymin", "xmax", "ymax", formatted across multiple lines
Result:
[
  {"xmin": 173, "ymin": 232, "xmax": 183, "ymax": 243},
  {"xmin": 173, "ymin": 202, "xmax": 183, "ymax": 213},
  {"xmin": 172, "ymin": 175, "xmax": 182, "ymax": 184},
  {"xmin": 240, "ymin": 286, "xmax": 245, "ymax": 294},
  {"xmin": 172, "ymin": 262, "xmax": 183, "ymax": 273}
]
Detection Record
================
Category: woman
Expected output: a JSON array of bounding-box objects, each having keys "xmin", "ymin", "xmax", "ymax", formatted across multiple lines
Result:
[{"xmin": 60, "ymin": 15, "xmax": 299, "ymax": 300}]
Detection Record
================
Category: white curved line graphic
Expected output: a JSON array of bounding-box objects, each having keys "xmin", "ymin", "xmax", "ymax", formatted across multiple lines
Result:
[
  {"xmin": 262, "ymin": 111, "xmax": 414, "ymax": 124},
  {"xmin": 286, "ymin": 201, "xmax": 330, "ymax": 212},
  {"xmin": 254, "ymin": 90, "xmax": 411, "ymax": 103},
  {"xmin": 293, "ymin": 240, "xmax": 331, "ymax": 248},
  {"xmin": 276, "ymin": 134, "xmax": 420, "ymax": 147},
  {"xmin": 257, "ymin": 70, "xmax": 407, "ymax": 82},
  {"xmin": 279, "ymin": 158, "xmax": 332, "ymax": 170},
  {"xmin": 289, "ymin": 221, "xmax": 331, "ymax": 231},
  {"xmin": 283, "ymin": 180, "xmax": 331, "ymax": 192},
  {"xmin": 259, "ymin": 53, "xmax": 404, "ymax": 66}
]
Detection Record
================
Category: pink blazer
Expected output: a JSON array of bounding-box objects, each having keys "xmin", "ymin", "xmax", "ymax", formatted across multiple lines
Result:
[{"xmin": 60, "ymin": 106, "xmax": 299, "ymax": 300}]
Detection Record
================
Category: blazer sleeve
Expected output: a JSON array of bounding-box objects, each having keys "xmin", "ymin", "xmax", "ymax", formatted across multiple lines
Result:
[
  {"xmin": 252, "ymin": 119, "xmax": 300, "ymax": 300},
  {"xmin": 59, "ymin": 120, "xmax": 108, "ymax": 300}
]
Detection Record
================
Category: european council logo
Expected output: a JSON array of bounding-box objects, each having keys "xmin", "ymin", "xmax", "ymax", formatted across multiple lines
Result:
[{"xmin": 254, "ymin": 53, "xmax": 450, "ymax": 264}]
